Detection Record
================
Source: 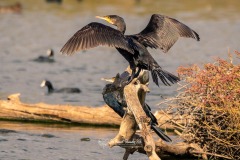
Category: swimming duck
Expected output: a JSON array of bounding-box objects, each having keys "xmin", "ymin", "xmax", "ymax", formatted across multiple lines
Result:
[
  {"xmin": 40, "ymin": 80, "xmax": 81, "ymax": 94},
  {"xmin": 33, "ymin": 49, "xmax": 55, "ymax": 63}
]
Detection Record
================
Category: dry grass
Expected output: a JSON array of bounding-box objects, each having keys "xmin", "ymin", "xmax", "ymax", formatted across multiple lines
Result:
[{"xmin": 163, "ymin": 51, "xmax": 240, "ymax": 159}]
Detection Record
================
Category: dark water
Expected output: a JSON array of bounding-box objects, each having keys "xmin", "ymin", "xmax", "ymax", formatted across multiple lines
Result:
[{"xmin": 0, "ymin": 1, "xmax": 240, "ymax": 159}]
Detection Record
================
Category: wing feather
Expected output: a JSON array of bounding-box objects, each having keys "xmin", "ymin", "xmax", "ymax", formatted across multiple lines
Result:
[
  {"xmin": 132, "ymin": 14, "xmax": 200, "ymax": 53},
  {"xmin": 60, "ymin": 22, "xmax": 134, "ymax": 55}
]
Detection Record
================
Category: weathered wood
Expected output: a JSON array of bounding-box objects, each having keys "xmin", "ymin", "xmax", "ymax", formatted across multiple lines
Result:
[
  {"xmin": 155, "ymin": 140, "xmax": 207, "ymax": 159},
  {"xmin": 108, "ymin": 109, "xmax": 137, "ymax": 148},
  {"xmin": 124, "ymin": 81, "xmax": 160, "ymax": 160},
  {"xmin": 132, "ymin": 140, "xmax": 207, "ymax": 159},
  {"xmin": 0, "ymin": 93, "xmax": 179, "ymax": 128},
  {"xmin": 0, "ymin": 93, "xmax": 121, "ymax": 126},
  {"xmin": 106, "ymin": 68, "xmax": 160, "ymax": 160}
]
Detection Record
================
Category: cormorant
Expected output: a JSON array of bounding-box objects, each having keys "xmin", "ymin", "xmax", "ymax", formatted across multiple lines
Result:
[
  {"xmin": 102, "ymin": 73, "xmax": 172, "ymax": 142},
  {"xmin": 60, "ymin": 14, "xmax": 200, "ymax": 86},
  {"xmin": 33, "ymin": 49, "xmax": 55, "ymax": 63},
  {"xmin": 40, "ymin": 80, "xmax": 81, "ymax": 94}
]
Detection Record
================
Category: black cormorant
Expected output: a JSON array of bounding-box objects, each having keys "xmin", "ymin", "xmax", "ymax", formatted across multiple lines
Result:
[
  {"xmin": 102, "ymin": 73, "xmax": 172, "ymax": 142},
  {"xmin": 40, "ymin": 80, "xmax": 81, "ymax": 94},
  {"xmin": 60, "ymin": 14, "xmax": 200, "ymax": 86}
]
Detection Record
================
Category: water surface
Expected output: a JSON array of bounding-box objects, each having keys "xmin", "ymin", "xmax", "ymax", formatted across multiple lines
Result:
[
  {"xmin": 0, "ymin": 0, "xmax": 239, "ymax": 109},
  {"xmin": 0, "ymin": 122, "xmax": 131, "ymax": 160},
  {"xmin": 0, "ymin": 2, "xmax": 240, "ymax": 159}
]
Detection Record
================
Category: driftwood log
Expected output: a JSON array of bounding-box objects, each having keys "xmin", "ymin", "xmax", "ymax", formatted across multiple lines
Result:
[
  {"xmin": 0, "ymin": 93, "xmax": 176, "ymax": 128},
  {"xmin": 0, "ymin": 93, "xmax": 121, "ymax": 126}
]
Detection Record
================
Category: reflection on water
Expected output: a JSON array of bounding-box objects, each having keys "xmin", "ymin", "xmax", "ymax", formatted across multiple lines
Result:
[{"xmin": 0, "ymin": 1, "xmax": 239, "ymax": 109}]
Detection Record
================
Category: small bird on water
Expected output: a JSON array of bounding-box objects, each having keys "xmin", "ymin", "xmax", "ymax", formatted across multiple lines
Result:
[
  {"xmin": 40, "ymin": 80, "xmax": 81, "ymax": 94},
  {"xmin": 33, "ymin": 49, "xmax": 55, "ymax": 63},
  {"xmin": 60, "ymin": 14, "xmax": 200, "ymax": 86}
]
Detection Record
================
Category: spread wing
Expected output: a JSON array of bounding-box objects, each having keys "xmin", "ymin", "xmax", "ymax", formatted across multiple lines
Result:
[
  {"xmin": 132, "ymin": 14, "xmax": 200, "ymax": 53},
  {"xmin": 60, "ymin": 22, "xmax": 134, "ymax": 55}
]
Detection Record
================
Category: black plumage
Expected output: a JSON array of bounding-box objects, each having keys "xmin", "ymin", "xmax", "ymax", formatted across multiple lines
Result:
[
  {"xmin": 40, "ymin": 80, "xmax": 81, "ymax": 94},
  {"xmin": 45, "ymin": 0, "xmax": 62, "ymax": 4},
  {"xmin": 61, "ymin": 22, "xmax": 134, "ymax": 55},
  {"xmin": 102, "ymin": 74, "xmax": 172, "ymax": 142},
  {"xmin": 132, "ymin": 15, "xmax": 200, "ymax": 52},
  {"xmin": 60, "ymin": 14, "xmax": 200, "ymax": 86}
]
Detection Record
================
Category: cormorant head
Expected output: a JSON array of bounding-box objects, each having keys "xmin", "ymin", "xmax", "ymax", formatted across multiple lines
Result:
[
  {"xmin": 96, "ymin": 15, "xmax": 123, "ymax": 25},
  {"xmin": 96, "ymin": 15, "xmax": 126, "ymax": 33}
]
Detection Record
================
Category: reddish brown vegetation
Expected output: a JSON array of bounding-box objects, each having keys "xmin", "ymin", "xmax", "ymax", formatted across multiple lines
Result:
[{"xmin": 166, "ymin": 51, "xmax": 240, "ymax": 159}]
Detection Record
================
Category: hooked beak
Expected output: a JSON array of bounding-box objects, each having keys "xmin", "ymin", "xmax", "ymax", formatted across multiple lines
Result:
[{"xmin": 95, "ymin": 16, "xmax": 113, "ymax": 24}]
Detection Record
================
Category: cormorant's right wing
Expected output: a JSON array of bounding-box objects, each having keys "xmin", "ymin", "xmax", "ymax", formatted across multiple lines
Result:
[
  {"xmin": 132, "ymin": 14, "xmax": 200, "ymax": 53},
  {"xmin": 60, "ymin": 22, "xmax": 134, "ymax": 55}
]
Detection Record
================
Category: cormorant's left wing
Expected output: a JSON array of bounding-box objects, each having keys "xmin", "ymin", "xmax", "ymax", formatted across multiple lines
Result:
[
  {"xmin": 60, "ymin": 22, "xmax": 134, "ymax": 55},
  {"xmin": 131, "ymin": 14, "xmax": 200, "ymax": 53}
]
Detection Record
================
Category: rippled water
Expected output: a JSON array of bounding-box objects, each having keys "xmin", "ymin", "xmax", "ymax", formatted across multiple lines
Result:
[
  {"xmin": 0, "ymin": 122, "xmax": 132, "ymax": 160},
  {"xmin": 0, "ymin": 0, "xmax": 240, "ymax": 109},
  {"xmin": 0, "ymin": 121, "xmax": 187, "ymax": 160},
  {"xmin": 0, "ymin": 1, "xmax": 240, "ymax": 159}
]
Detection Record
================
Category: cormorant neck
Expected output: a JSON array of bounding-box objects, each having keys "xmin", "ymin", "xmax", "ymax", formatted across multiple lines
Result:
[{"xmin": 116, "ymin": 21, "xmax": 126, "ymax": 34}]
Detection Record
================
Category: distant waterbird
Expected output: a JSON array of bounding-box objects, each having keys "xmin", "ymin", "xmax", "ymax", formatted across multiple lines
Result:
[
  {"xmin": 40, "ymin": 80, "xmax": 81, "ymax": 94},
  {"xmin": 32, "ymin": 49, "xmax": 55, "ymax": 63},
  {"xmin": 45, "ymin": 0, "xmax": 62, "ymax": 4}
]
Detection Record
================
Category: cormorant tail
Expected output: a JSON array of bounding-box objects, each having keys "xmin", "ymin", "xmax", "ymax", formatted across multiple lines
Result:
[
  {"xmin": 151, "ymin": 68, "xmax": 180, "ymax": 86},
  {"xmin": 144, "ymin": 103, "xmax": 171, "ymax": 142},
  {"xmin": 151, "ymin": 125, "xmax": 172, "ymax": 142},
  {"xmin": 144, "ymin": 103, "xmax": 158, "ymax": 125}
]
